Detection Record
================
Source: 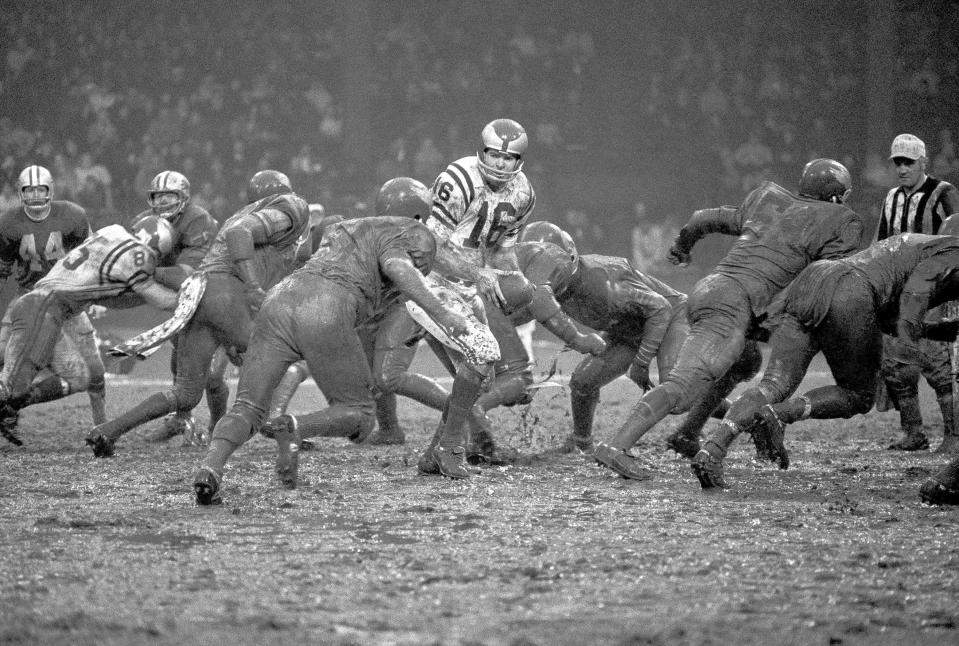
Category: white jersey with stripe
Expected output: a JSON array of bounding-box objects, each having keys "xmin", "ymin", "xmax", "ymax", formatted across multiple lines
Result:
[
  {"xmin": 428, "ymin": 155, "xmax": 536, "ymax": 265},
  {"xmin": 36, "ymin": 225, "xmax": 157, "ymax": 301}
]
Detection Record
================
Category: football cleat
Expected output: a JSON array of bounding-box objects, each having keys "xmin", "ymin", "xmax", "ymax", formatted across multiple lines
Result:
[
  {"xmin": 664, "ymin": 429, "xmax": 700, "ymax": 460},
  {"xmin": 0, "ymin": 405, "xmax": 22, "ymax": 446},
  {"xmin": 193, "ymin": 465, "xmax": 223, "ymax": 506},
  {"xmin": 888, "ymin": 430, "xmax": 930, "ymax": 452},
  {"xmin": 367, "ymin": 426, "xmax": 406, "ymax": 446},
  {"xmin": 691, "ymin": 444, "xmax": 728, "ymax": 489},
  {"xmin": 593, "ymin": 443, "xmax": 652, "ymax": 480},
  {"xmin": 85, "ymin": 433, "xmax": 116, "ymax": 458},
  {"xmin": 750, "ymin": 405, "xmax": 790, "ymax": 469},
  {"xmin": 147, "ymin": 413, "xmax": 195, "ymax": 443},
  {"xmin": 429, "ymin": 445, "xmax": 470, "ymax": 479},
  {"xmin": 562, "ymin": 432, "xmax": 594, "ymax": 454}
]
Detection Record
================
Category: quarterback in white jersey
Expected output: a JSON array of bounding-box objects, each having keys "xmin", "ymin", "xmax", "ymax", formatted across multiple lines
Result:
[
  {"xmin": 418, "ymin": 118, "xmax": 540, "ymax": 479},
  {"xmin": 0, "ymin": 217, "xmax": 178, "ymax": 444}
]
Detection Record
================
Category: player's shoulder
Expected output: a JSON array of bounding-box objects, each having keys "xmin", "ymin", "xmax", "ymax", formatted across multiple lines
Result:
[
  {"xmin": 436, "ymin": 156, "xmax": 484, "ymax": 187},
  {"xmin": 179, "ymin": 203, "xmax": 218, "ymax": 230}
]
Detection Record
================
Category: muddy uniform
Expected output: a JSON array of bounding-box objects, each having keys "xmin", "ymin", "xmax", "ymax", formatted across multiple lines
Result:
[
  {"xmin": 0, "ymin": 200, "xmax": 106, "ymax": 424},
  {"xmin": 89, "ymin": 193, "xmax": 309, "ymax": 450},
  {"xmin": 510, "ymin": 243, "xmax": 759, "ymax": 449},
  {"xmin": 715, "ymin": 234, "xmax": 959, "ymax": 483},
  {"xmin": 204, "ymin": 216, "xmax": 442, "ymax": 455},
  {"xmin": 1, "ymin": 225, "xmax": 178, "ymax": 405},
  {"xmin": 874, "ymin": 176, "xmax": 959, "ymax": 449},
  {"xmin": 133, "ymin": 202, "xmax": 227, "ymax": 433},
  {"xmin": 601, "ymin": 181, "xmax": 865, "ymax": 458}
]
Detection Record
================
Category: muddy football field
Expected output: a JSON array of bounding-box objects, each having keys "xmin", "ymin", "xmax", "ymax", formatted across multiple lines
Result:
[{"xmin": 1, "ymin": 343, "xmax": 957, "ymax": 646}]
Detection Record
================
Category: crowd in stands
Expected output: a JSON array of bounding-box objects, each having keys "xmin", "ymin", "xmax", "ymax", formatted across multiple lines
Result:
[{"xmin": 0, "ymin": 1, "xmax": 957, "ymax": 252}]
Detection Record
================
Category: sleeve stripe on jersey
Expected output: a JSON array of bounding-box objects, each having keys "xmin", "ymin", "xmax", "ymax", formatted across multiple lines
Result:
[
  {"xmin": 431, "ymin": 202, "xmax": 455, "ymax": 229},
  {"xmin": 126, "ymin": 269, "xmax": 152, "ymax": 288},
  {"xmin": 448, "ymin": 162, "xmax": 474, "ymax": 205},
  {"xmin": 100, "ymin": 240, "xmax": 139, "ymax": 286}
]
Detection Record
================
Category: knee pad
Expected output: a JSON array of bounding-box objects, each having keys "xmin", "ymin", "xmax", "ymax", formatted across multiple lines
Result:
[
  {"xmin": 171, "ymin": 381, "xmax": 206, "ymax": 413},
  {"xmin": 211, "ymin": 404, "xmax": 263, "ymax": 445}
]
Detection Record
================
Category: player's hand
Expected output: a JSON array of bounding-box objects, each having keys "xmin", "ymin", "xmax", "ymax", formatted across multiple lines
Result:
[
  {"xmin": 475, "ymin": 267, "xmax": 507, "ymax": 308},
  {"xmin": 895, "ymin": 318, "xmax": 923, "ymax": 344},
  {"xmin": 572, "ymin": 332, "xmax": 606, "ymax": 356},
  {"xmin": 436, "ymin": 310, "xmax": 470, "ymax": 338},
  {"xmin": 628, "ymin": 362, "xmax": 654, "ymax": 392},
  {"xmin": 246, "ymin": 287, "xmax": 267, "ymax": 314},
  {"xmin": 87, "ymin": 305, "xmax": 107, "ymax": 320},
  {"xmin": 667, "ymin": 244, "xmax": 691, "ymax": 267}
]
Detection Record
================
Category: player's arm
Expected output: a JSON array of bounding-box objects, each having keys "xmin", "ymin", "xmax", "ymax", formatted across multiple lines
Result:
[
  {"xmin": 819, "ymin": 216, "xmax": 866, "ymax": 259},
  {"xmin": 65, "ymin": 208, "xmax": 92, "ymax": 251},
  {"xmin": 157, "ymin": 215, "xmax": 216, "ymax": 288},
  {"xmin": 668, "ymin": 205, "xmax": 741, "ymax": 266},
  {"xmin": 626, "ymin": 288, "xmax": 673, "ymax": 388},
  {"xmin": 896, "ymin": 256, "xmax": 959, "ymax": 342},
  {"xmin": 224, "ymin": 207, "xmax": 294, "ymax": 309},
  {"xmin": 938, "ymin": 184, "xmax": 959, "ymax": 229},
  {"xmin": 380, "ymin": 251, "xmax": 469, "ymax": 337},
  {"xmin": 129, "ymin": 278, "xmax": 180, "ymax": 311}
]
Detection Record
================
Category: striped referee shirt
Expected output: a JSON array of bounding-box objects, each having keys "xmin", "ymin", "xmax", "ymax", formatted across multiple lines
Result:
[{"xmin": 874, "ymin": 175, "xmax": 959, "ymax": 241}]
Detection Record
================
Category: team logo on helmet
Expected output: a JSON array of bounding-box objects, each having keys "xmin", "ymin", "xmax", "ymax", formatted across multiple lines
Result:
[
  {"xmin": 799, "ymin": 158, "xmax": 852, "ymax": 204},
  {"xmin": 18, "ymin": 165, "xmax": 53, "ymax": 222},
  {"xmin": 131, "ymin": 215, "xmax": 175, "ymax": 256},
  {"xmin": 148, "ymin": 170, "xmax": 191, "ymax": 219},
  {"xmin": 375, "ymin": 177, "xmax": 431, "ymax": 220},
  {"xmin": 478, "ymin": 118, "xmax": 527, "ymax": 187},
  {"xmin": 247, "ymin": 170, "xmax": 292, "ymax": 203}
]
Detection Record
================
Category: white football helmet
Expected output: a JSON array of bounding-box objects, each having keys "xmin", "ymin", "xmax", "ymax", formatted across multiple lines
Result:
[
  {"xmin": 148, "ymin": 171, "xmax": 191, "ymax": 219},
  {"xmin": 131, "ymin": 215, "xmax": 175, "ymax": 256},
  {"xmin": 477, "ymin": 118, "xmax": 527, "ymax": 187},
  {"xmin": 18, "ymin": 165, "xmax": 53, "ymax": 221}
]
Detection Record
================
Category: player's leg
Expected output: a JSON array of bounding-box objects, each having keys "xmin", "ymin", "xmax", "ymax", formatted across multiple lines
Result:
[
  {"xmin": 202, "ymin": 346, "xmax": 231, "ymax": 435},
  {"xmin": 194, "ymin": 319, "xmax": 299, "ymax": 504},
  {"xmin": 882, "ymin": 334, "xmax": 928, "ymax": 451},
  {"xmin": 596, "ymin": 278, "xmax": 752, "ymax": 479},
  {"xmin": 565, "ymin": 342, "xmax": 635, "ymax": 451},
  {"xmin": 269, "ymin": 360, "xmax": 309, "ymax": 419},
  {"xmin": 916, "ymin": 338, "xmax": 956, "ymax": 453}
]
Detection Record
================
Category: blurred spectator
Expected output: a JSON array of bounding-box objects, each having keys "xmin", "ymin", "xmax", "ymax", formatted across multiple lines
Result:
[
  {"xmin": 629, "ymin": 201, "xmax": 676, "ymax": 277},
  {"xmin": 412, "ymin": 137, "xmax": 444, "ymax": 183},
  {"xmin": 74, "ymin": 152, "xmax": 114, "ymax": 213},
  {"xmin": 0, "ymin": 181, "xmax": 17, "ymax": 212}
]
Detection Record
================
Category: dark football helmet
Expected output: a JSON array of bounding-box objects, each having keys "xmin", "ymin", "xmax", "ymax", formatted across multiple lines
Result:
[
  {"xmin": 247, "ymin": 170, "xmax": 293, "ymax": 203},
  {"xmin": 519, "ymin": 221, "xmax": 578, "ymax": 263},
  {"xmin": 798, "ymin": 158, "xmax": 852, "ymax": 204},
  {"xmin": 374, "ymin": 177, "xmax": 431, "ymax": 220}
]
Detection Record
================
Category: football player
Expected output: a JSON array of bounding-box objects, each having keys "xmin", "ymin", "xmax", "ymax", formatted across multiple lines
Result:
[
  {"xmin": 0, "ymin": 165, "xmax": 103, "ymax": 443},
  {"xmin": 503, "ymin": 221, "xmax": 759, "ymax": 458},
  {"xmin": 592, "ymin": 158, "xmax": 865, "ymax": 480},
  {"xmin": 135, "ymin": 170, "xmax": 223, "ymax": 442},
  {"xmin": 701, "ymin": 233, "xmax": 959, "ymax": 488},
  {"xmin": 0, "ymin": 216, "xmax": 180, "ymax": 436},
  {"xmin": 416, "ymin": 118, "xmax": 540, "ymax": 479},
  {"xmin": 191, "ymin": 190, "xmax": 471, "ymax": 505},
  {"xmin": 86, "ymin": 170, "xmax": 310, "ymax": 457}
]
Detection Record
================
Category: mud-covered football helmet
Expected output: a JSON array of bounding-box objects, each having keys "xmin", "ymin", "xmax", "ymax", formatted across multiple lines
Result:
[
  {"xmin": 247, "ymin": 170, "xmax": 292, "ymax": 203},
  {"xmin": 520, "ymin": 220, "xmax": 578, "ymax": 263},
  {"xmin": 798, "ymin": 158, "xmax": 852, "ymax": 204},
  {"xmin": 374, "ymin": 177, "xmax": 431, "ymax": 220},
  {"xmin": 131, "ymin": 215, "xmax": 175, "ymax": 256}
]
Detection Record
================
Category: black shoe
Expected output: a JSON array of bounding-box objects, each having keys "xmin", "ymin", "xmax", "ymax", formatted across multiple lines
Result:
[
  {"xmin": 417, "ymin": 448, "xmax": 440, "ymax": 475},
  {"xmin": 430, "ymin": 445, "xmax": 470, "ymax": 479},
  {"xmin": 262, "ymin": 415, "xmax": 300, "ymax": 489},
  {"xmin": 665, "ymin": 430, "xmax": 700, "ymax": 459},
  {"xmin": 935, "ymin": 434, "xmax": 959, "ymax": 455},
  {"xmin": 85, "ymin": 433, "xmax": 115, "ymax": 458},
  {"xmin": 593, "ymin": 443, "xmax": 652, "ymax": 480},
  {"xmin": 750, "ymin": 405, "xmax": 789, "ymax": 469},
  {"xmin": 0, "ymin": 405, "xmax": 22, "ymax": 446},
  {"xmin": 193, "ymin": 465, "xmax": 223, "ymax": 505},
  {"xmin": 691, "ymin": 444, "xmax": 727, "ymax": 489},
  {"xmin": 888, "ymin": 432, "xmax": 930, "ymax": 451}
]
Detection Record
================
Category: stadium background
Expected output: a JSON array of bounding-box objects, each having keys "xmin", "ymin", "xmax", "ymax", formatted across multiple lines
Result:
[{"xmin": 0, "ymin": 0, "xmax": 957, "ymax": 321}]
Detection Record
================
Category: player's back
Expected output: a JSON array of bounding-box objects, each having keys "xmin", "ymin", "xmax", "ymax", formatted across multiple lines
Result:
[
  {"xmin": 294, "ymin": 217, "xmax": 436, "ymax": 316},
  {"xmin": 845, "ymin": 233, "xmax": 959, "ymax": 304},
  {"xmin": 36, "ymin": 225, "xmax": 151, "ymax": 300},
  {"xmin": 716, "ymin": 181, "xmax": 863, "ymax": 314}
]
